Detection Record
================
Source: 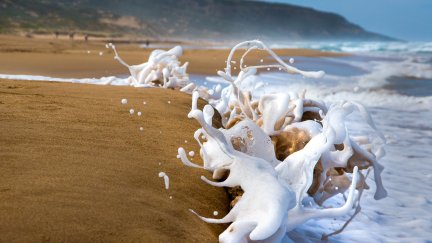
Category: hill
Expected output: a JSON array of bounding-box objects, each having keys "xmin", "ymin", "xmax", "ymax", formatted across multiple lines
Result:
[{"xmin": 0, "ymin": 0, "xmax": 393, "ymax": 41}]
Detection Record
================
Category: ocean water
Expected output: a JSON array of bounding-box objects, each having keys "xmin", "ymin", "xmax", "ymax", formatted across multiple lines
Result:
[
  {"xmin": 194, "ymin": 42, "xmax": 432, "ymax": 242},
  {"xmin": 1, "ymin": 41, "xmax": 431, "ymax": 242}
]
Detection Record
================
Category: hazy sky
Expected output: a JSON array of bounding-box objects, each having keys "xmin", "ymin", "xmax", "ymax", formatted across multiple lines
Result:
[{"xmin": 262, "ymin": 0, "xmax": 432, "ymax": 41}]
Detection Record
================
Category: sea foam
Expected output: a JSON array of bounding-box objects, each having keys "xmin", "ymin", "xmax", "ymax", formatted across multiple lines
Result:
[{"xmin": 177, "ymin": 40, "xmax": 387, "ymax": 242}]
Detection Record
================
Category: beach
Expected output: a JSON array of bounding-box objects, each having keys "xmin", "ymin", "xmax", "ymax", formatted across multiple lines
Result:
[
  {"xmin": 1, "ymin": 34, "xmax": 432, "ymax": 242},
  {"xmin": 0, "ymin": 35, "xmax": 348, "ymax": 242},
  {"xmin": 0, "ymin": 35, "xmax": 345, "ymax": 78},
  {"xmin": 0, "ymin": 79, "xmax": 229, "ymax": 242}
]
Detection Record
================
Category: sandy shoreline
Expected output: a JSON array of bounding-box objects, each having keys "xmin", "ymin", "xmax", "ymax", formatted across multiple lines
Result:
[
  {"xmin": 0, "ymin": 35, "xmax": 350, "ymax": 241},
  {"xmin": 0, "ymin": 35, "xmax": 347, "ymax": 78},
  {"xmin": 0, "ymin": 79, "xmax": 229, "ymax": 242}
]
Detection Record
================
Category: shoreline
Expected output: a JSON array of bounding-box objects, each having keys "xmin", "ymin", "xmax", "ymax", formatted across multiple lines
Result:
[{"xmin": 0, "ymin": 35, "xmax": 348, "ymax": 78}]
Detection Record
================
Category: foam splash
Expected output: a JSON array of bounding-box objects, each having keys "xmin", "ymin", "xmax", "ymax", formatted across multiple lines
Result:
[
  {"xmin": 158, "ymin": 172, "xmax": 169, "ymax": 190},
  {"xmin": 107, "ymin": 43, "xmax": 190, "ymax": 88},
  {"xmin": 177, "ymin": 40, "xmax": 386, "ymax": 242}
]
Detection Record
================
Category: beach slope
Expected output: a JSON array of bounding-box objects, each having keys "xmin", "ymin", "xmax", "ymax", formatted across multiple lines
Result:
[{"xmin": 0, "ymin": 79, "xmax": 228, "ymax": 242}]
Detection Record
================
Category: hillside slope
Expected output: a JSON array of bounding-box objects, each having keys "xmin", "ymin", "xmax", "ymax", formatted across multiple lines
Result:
[{"xmin": 0, "ymin": 0, "xmax": 393, "ymax": 41}]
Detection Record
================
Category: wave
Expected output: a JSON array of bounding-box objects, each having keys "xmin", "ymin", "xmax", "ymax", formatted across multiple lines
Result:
[{"xmin": 271, "ymin": 41, "xmax": 432, "ymax": 55}]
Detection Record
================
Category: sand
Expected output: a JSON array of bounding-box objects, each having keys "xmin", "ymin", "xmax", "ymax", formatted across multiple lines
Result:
[
  {"xmin": 0, "ymin": 79, "xmax": 229, "ymax": 242},
  {"xmin": 0, "ymin": 35, "xmax": 346, "ymax": 78}
]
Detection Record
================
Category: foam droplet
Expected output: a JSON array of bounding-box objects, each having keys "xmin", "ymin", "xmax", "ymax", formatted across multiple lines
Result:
[
  {"xmin": 121, "ymin": 98, "xmax": 128, "ymax": 104},
  {"xmin": 289, "ymin": 58, "xmax": 295, "ymax": 64},
  {"xmin": 188, "ymin": 151, "xmax": 195, "ymax": 157},
  {"xmin": 213, "ymin": 211, "xmax": 219, "ymax": 216},
  {"xmin": 158, "ymin": 172, "xmax": 169, "ymax": 190},
  {"xmin": 137, "ymin": 112, "xmax": 142, "ymax": 116},
  {"xmin": 129, "ymin": 109, "xmax": 135, "ymax": 115}
]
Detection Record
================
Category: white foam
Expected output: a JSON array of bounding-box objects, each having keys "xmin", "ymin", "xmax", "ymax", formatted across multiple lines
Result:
[
  {"xmin": 158, "ymin": 172, "xmax": 169, "ymax": 190},
  {"xmin": 181, "ymin": 40, "xmax": 432, "ymax": 242},
  {"xmin": 0, "ymin": 74, "xmax": 135, "ymax": 86},
  {"xmin": 108, "ymin": 43, "xmax": 191, "ymax": 88},
  {"xmin": 178, "ymin": 40, "xmax": 389, "ymax": 242},
  {"xmin": 188, "ymin": 151, "xmax": 195, "ymax": 157}
]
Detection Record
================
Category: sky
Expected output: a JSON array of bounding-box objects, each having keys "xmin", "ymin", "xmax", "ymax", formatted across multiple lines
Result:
[{"xmin": 261, "ymin": 0, "xmax": 432, "ymax": 41}]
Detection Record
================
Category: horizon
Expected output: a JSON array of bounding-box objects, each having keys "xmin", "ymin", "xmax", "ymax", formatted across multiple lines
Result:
[{"xmin": 261, "ymin": 0, "xmax": 432, "ymax": 41}]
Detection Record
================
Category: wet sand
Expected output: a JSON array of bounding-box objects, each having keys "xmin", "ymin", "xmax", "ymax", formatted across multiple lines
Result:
[
  {"xmin": 0, "ymin": 79, "xmax": 229, "ymax": 242},
  {"xmin": 0, "ymin": 35, "xmax": 346, "ymax": 78}
]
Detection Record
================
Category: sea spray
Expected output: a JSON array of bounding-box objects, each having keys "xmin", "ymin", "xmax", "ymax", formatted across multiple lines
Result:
[
  {"xmin": 158, "ymin": 172, "xmax": 169, "ymax": 190},
  {"xmin": 107, "ymin": 43, "xmax": 190, "ymax": 88},
  {"xmin": 177, "ymin": 40, "xmax": 387, "ymax": 242},
  {"xmin": 111, "ymin": 41, "xmax": 388, "ymax": 241}
]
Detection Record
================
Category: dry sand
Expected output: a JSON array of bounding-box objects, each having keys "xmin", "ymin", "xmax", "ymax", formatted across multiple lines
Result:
[
  {"xmin": 0, "ymin": 35, "xmax": 346, "ymax": 78},
  {"xmin": 0, "ymin": 79, "xmax": 229, "ymax": 242}
]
